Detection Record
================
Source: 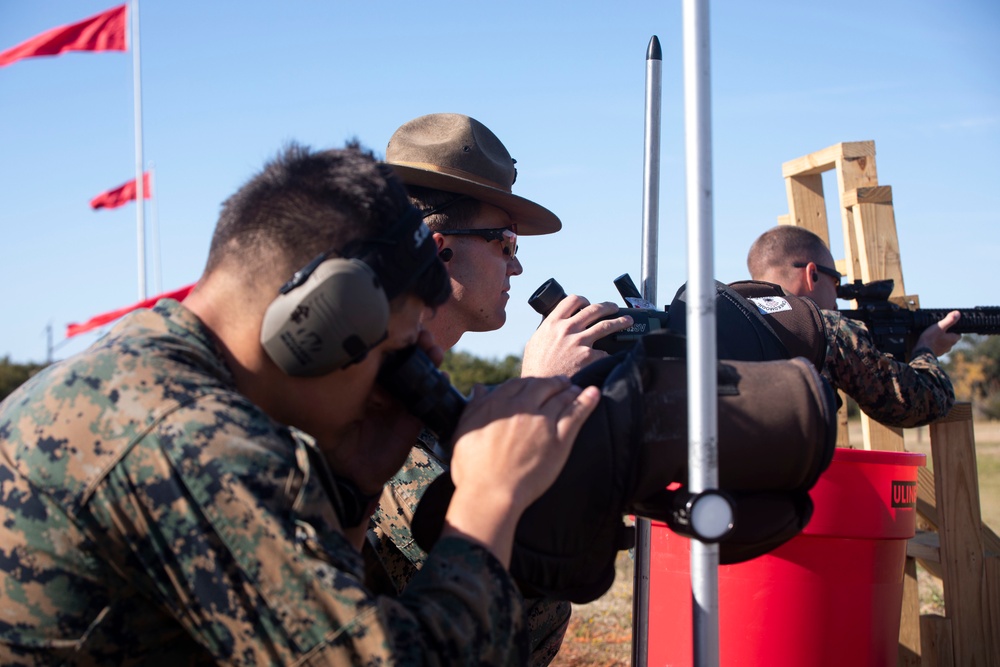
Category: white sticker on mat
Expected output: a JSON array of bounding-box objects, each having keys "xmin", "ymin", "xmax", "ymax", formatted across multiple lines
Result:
[{"xmin": 749, "ymin": 296, "xmax": 792, "ymax": 314}]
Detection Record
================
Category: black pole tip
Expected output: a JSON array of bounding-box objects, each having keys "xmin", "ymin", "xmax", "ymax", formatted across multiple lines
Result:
[{"xmin": 646, "ymin": 35, "xmax": 661, "ymax": 60}]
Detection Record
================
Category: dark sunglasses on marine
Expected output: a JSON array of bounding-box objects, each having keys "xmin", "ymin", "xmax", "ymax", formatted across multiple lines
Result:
[
  {"xmin": 437, "ymin": 226, "xmax": 518, "ymax": 257},
  {"xmin": 529, "ymin": 274, "xmax": 671, "ymax": 355}
]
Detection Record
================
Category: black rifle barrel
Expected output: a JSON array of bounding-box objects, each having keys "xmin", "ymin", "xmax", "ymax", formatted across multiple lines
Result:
[
  {"xmin": 841, "ymin": 306, "xmax": 1000, "ymax": 335},
  {"xmin": 911, "ymin": 307, "xmax": 1000, "ymax": 334}
]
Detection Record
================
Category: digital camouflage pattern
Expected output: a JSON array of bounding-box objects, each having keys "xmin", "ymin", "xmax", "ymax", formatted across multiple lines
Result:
[
  {"xmin": 0, "ymin": 299, "xmax": 528, "ymax": 666},
  {"xmin": 821, "ymin": 310, "xmax": 955, "ymax": 428},
  {"xmin": 368, "ymin": 444, "xmax": 572, "ymax": 667}
]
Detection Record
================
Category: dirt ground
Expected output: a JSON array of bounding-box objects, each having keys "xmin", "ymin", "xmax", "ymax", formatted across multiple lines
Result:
[
  {"xmin": 552, "ymin": 551, "xmax": 634, "ymax": 667},
  {"xmin": 550, "ymin": 420, "xmax": 999, "ymax": 666}
]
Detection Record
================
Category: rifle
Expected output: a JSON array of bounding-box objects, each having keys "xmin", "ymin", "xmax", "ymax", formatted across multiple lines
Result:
[{"xmin": 836, "ymin": 279, "xmax": 1000, "ymax": 360}]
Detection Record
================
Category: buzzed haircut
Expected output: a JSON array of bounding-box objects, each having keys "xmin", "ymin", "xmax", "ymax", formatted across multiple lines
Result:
[
  {"xmin": 204, "ymin": 141, "xmax": 449, "ymax": 307},
  {"xmin": 747, "ymin": 225, "xmax": 831, "ymax": 279},
  {"xmin": 405, "ymin": 185, "xmax": 483, "ymax": 232}
]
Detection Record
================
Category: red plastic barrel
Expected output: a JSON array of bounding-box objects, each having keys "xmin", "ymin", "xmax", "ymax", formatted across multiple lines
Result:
[{"xmin": 647, "ymin": 448, "xmax": 925, "ymax": 667}]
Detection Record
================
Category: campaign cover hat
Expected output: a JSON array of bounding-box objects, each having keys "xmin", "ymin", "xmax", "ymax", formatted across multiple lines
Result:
[{"xmin": 384, "ymin": 113, "xmax": 561, "ymax": 235}]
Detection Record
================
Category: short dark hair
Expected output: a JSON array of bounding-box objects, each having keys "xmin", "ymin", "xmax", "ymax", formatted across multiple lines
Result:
[
  {"xmin": 747, "ymin": 225, "xmax": 831, "ymax": 279},
  {"xmin": 204, "ymin": 141, "xmax": 449, "ymax": 307},
  {"xmin": 404, "ymin": 185, "xmax": 483, "ymax": 231}
]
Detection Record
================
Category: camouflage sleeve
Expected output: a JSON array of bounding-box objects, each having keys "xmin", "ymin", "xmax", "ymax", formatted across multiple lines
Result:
[
  {"xmin": 821, "ymin": 310, "xmax": 956, "ymax": 427},
  {"xmin": 87, "ymin": 404, "xmax": 528, "ymax": 666},
  {"xmin": 368, "ymin": 441, "xmax": 572, "ymax": 666},
  {"xmin": 525, "ymin": 597, "xmax": 572, "ymax": 667}
]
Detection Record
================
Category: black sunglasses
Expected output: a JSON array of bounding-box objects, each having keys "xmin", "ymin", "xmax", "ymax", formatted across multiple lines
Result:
[
  {"xmin": 792, "ymin": 261, "xmax": 842, "ymax": 284},
  {"xmin": 437, "ymin": 227, "xmax": 518, "ymax": 257}
]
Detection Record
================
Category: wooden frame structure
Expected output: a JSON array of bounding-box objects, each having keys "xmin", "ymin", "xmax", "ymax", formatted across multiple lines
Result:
[{"xmin": 779, "ymin": 142, "xmax": 999, "ymax": 666}]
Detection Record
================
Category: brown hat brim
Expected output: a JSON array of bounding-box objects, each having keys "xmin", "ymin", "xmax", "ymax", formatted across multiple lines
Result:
[{"xmin": 387, "ymin": 163, "xmax": 562, "ymax": 236}]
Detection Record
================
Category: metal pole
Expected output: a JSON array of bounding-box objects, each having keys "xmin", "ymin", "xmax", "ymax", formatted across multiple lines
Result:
[
  {"xmin": 149, "ymin": 163, "xmax": 162, "ymax": 295},
  {"xmin": 631, "ymin": 34, "xmax": 662, "ymax": 667},
  {"xmin": 131, "ymin": 0, "xmax": 147, "ymax": 300},
  {"xmin": 683, "ymin": 1, "xmax": 719, "ymax": 666},
  {"xmin": 641, "ymin": 35, "xmax": 662, "ymax": 307}
]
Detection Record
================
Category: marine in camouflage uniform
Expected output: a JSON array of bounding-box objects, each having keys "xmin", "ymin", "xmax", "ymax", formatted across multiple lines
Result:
[
  {"xmin": 365, "ymin": 113, "xmax": 635, "ymax": 666},
  {"xmin": 0, "ymin": 300, "xmax": 529, "ymax": 665},
  {"xmin": 821, "ymin": 310, "xmax": 955, "ymax": 427},
  {"xmin": 747, "ymin": 225, "xmax": 959, "ymax": 428}
]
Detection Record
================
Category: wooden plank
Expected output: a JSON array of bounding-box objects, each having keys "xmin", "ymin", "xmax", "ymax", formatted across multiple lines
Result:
[
  {"xmin": 907, "ymin": 531, "xmax": 941, "ymax": 563},
  {"xmin": 861, "ymin": 416, "xmax": 904, "ymax": 451},
  {"xmin": 986, "ymin": 555, "xmax": 1000, "ymax": 667},
  {"xmin": 930, "ymin": 417, "xmax": 990, "ymax": 667},
  {"xmin": 834, "ymin": 144, "xmax": 879, "ymax": 193},
  {"xmin": 898, "ymin": 556, "xmax": 922, "ymax": 666},
  {"xmin": 835, "ymin": 148, "xmax": 879, "ymax": 289},
  {"xmin": 843, "ymin": 185, "xmax": 893, "ymax": 207},
  {"xmin": 936, "ymin": 402, "xmax": 974, "ymax": 424},
  {"xmin": 918, "ymin": 465, "xmax": 938, "ymax": 529},
  {"xmin": 776, "ymin": 213, "xmax": 790, "ymax": 225},
  {"xmin": 920, "ymin": 615, "xmax": 954, "ymax": 667},
  {"xmin": 851, "ymin": 201, "xmax": 907, "ymax": 299},
  {"xmin": 781, "ymin": 140, "xmax": 875, "ymax": 178},
  {"xmin": 784, "ymin": 173, "xmax": 830, "ymax": 243},
  {"xmin": 836, "ymin": 397, "xmax": 851, "ymax": 448},
  {"xmin": 915, "ymin": 420, "xmax": 1000, "ymax": 559},
  {"xmin": 840, "ymin": 203, "xmax": 863, "ymax": 284}
]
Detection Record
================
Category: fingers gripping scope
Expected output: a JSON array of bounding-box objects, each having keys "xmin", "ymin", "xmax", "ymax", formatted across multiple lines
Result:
[{"xmin": 529, "ymin": 276, "xmax": 671, "ymax": 355}]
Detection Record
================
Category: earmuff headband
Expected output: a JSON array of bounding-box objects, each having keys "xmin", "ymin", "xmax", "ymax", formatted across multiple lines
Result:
[{"xmin": 260, "ymin": 205, "xmax": 441, "ymax": 377}]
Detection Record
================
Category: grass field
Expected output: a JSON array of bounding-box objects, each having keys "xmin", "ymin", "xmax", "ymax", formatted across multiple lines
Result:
[{"xmin": 551, "ymin": 420, "xmax": 1000, "ymax": 666}]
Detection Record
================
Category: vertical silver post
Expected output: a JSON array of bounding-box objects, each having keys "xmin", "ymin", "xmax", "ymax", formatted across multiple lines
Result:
[
  {"xmin": 149, "ymin": 163, "xmax": 162, "ymax": 295},
  {"xmin": 131, "ymin": 0, "xmax": 146, "ymax": 300},
  {"xmin": 683, "ymin": 1, "xmax": 719, "ymax": 666},
  {"xmin": 641, "ymin": 35, "xmax": 662, "ymax": 307},
  {"xmin": 631, "ymin": 35, "xmax": 661, "ymax": 667}
]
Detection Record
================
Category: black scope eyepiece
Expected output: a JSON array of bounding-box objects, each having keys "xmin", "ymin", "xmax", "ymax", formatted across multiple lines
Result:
[
  {"xmin": 528, "ymin": 278, "xmax": 568, "ymax": 319},
  {"xmin": 377, "ymin": 345, "xmax": 467, "ymax": 447}
]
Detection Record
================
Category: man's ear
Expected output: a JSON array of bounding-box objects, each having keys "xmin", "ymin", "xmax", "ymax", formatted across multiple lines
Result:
[
  {"xmin": 804, "ymin": 261, "xmax": 820, "ymax": 291},
  {"xmin": 433, "ymin": 232, "xmax": 454, "ymax": 265}
]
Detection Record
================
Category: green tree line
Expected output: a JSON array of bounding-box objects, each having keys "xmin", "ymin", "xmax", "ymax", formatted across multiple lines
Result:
[
  {"xmin": 0, "ymin": 357, "xmax": 48, "ymax": 402},
  {"xmin": 0, "ymin": 351, "xmax": 523, "ymax": 404},
  {"xmin": 942, "ymin": 335, "xmax": 1000, "ymax": 419}
]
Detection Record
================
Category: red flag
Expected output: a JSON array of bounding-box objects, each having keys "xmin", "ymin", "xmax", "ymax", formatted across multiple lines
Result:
[
  {"xmin": 66, "ymin": 283, "xmax": 197, "ymax": 338},
  {"xmin": 0, "ymin": 5, "xmax": 127, "ymax": 68},
  {"xmin": 90, "ymin": 172, "xmax": 151, "ymax": 210}
]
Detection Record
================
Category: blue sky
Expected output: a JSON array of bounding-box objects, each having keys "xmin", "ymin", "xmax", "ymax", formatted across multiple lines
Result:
[{"xmin": 1, "ymin": 1, "xmax": 998, "ymax": 364}]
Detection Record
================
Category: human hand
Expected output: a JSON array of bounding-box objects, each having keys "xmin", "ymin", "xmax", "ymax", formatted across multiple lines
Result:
[
  {"xmin": 914, "ymin": 310, "xmax": 962, "ymax": 357},
  {"xmin": 442, "ymin": 376, "xmax": 601, "ymax": 566},
  {"xmin": 521, "ymin": 295, "xmax": 633, "ymax": 378}
]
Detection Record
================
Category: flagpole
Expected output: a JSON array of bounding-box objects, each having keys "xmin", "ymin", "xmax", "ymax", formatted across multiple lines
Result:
[
  {"xmin": 149, "ymin": 162, "xmax": 162, "ymax": 294},
  {"xmin": 131, "ymin": 0, "xmax": 147, "ymax": 300}
]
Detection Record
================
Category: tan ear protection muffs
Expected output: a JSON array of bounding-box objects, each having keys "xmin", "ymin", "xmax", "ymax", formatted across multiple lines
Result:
[{"xmin": 260, "ymin": 207, "xmax": 439, "ymax": 376}]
